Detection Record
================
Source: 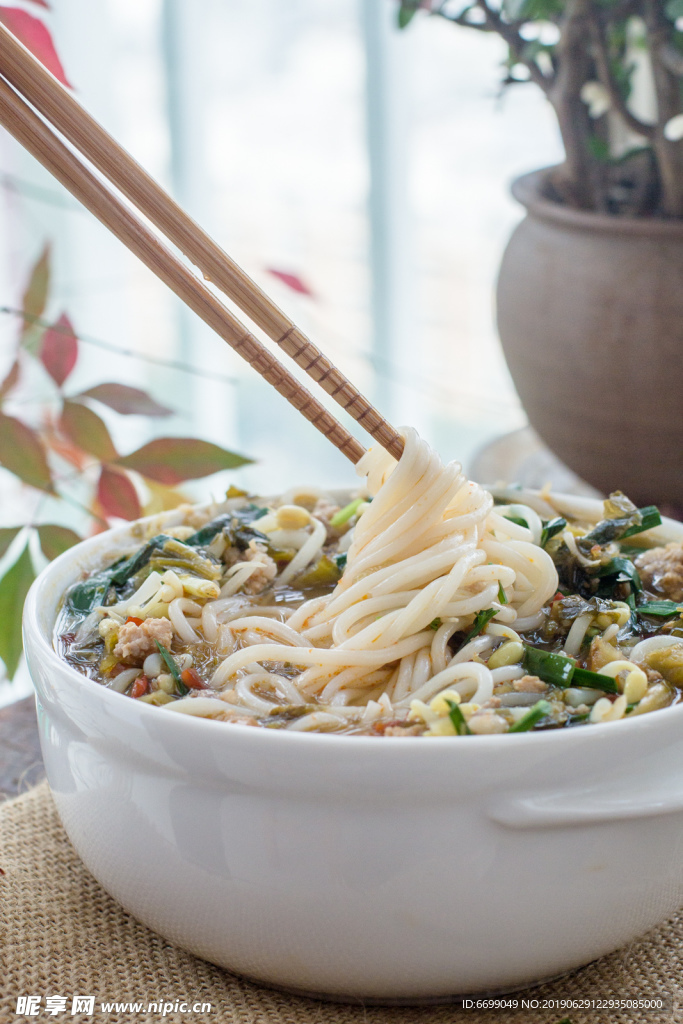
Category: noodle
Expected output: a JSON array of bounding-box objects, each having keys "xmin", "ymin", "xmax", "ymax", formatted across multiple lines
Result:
[{"xmin": 60, "ymin": 426, "xmax": 681, "ymax": 736}]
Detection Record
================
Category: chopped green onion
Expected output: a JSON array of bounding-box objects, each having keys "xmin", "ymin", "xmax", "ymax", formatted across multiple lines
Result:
[
  {"xmin": 522, "ymin": 645, "xmax": 619, "ymax": 693},
  {"xmin": 465, "ymin": 607, "xmax": 497, "ymax": 641},
  {"xmin": 540, "ymin": 516, "xmax": 566, "ymax": 547},
  {"xmin": 571, "ymin": 667, "xmax": 618, "ymax": 694},
  {"xmin": 503, "ymin": 514, "xmax": 529, "ymax": 529},
  {"xmin": 155, "ymin": 641, "xmax": 188, "ymax": 696},
  {"xmin": 621, "ymin": 505, "xmax": 662, "ymax": 539},
  {"xmin": 445, "ymin": 699, "xmax": 471, "ymax": 736},
  {"xmin": 636, "ymin": 600, "xmax": 683, "ymax": 618},
  {"xmin": 522, "ymin": 646, "xmax": 574, "ymax": 688},
  {"xmin": 428, "ymin": 617, "xmax": 442, "ymax": 630},
  {"xmin": 497, "ymin": 582, "xmax": 507, "ymax": 604},
  {"xmin": 330, "ymin": 498, "xmax": 365, "ymax": 528},
  {"xmin": 508, "ymin": 700, "xmax": 552, "ymax": 733}
]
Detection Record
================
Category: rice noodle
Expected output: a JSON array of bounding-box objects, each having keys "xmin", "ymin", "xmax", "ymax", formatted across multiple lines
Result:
[{"xmin": 195, "ymin": 428, "xmax": 558, "ymax": 726}]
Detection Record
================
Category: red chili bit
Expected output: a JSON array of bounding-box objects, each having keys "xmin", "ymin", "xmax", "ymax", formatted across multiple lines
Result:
[
  {"xmin": 181, "ymin": 667, "xmax": 208, "ymax": 690},
  {"xmin": 109, "ymin": 662, "xmax": 127, "ymax": 677},
  {"xmin": 551, "ymin": 591, "xmax": 564, "ymax": 604},
  {"xmin": 130, "ymin": 675, "xmax": 150, "ymax": 699},
  {"xmin": 126, "ymin": 616, "xmax": 144, "ymax": 626}
]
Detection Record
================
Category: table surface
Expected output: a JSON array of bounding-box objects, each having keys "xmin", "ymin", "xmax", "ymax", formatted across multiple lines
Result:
[{"xmin": 0, "ymin": 697, "xmax": 44, "ymax": 800}]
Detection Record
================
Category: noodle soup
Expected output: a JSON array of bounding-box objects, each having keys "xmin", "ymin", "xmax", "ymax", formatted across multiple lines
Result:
[{"xmin": 55, "ymin": 430, "xmax": 683, "ymax": 735}]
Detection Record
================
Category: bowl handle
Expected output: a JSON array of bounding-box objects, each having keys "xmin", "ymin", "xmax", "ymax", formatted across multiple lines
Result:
[{"xmin": 488, "ymin": 782, "xmax": 683, "ymax": 829}]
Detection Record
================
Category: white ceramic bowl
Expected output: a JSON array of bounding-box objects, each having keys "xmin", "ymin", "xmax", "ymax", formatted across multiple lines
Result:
[{"xmin": 22, "ymin": 497, "xmax": 683, "ymax": 1002}]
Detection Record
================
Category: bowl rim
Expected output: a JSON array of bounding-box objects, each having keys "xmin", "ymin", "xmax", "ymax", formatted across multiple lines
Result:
[{"xmin": 23, "ymin": 494, "xmax": 683, "ymax": 751}]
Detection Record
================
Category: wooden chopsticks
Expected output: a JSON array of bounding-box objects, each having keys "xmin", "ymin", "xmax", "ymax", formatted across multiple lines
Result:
[{"xmin": 0, "ymin": 22, "xmax": 405, "ymax": 465}]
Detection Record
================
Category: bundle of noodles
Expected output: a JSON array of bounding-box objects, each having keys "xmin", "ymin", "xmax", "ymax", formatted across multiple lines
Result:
[{"xmin": 196, "ymin": 428, "xmax": 559, "ymax": 731}]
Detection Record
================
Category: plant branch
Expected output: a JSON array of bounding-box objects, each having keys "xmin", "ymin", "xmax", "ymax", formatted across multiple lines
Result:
[
  {"xmin": 435, "ymin": 1, "xmax": 554, "ymax": 92},
  {"xmin": 474, "ymin": 0, "xmax": 554, "ymax": 92},
  {"xmin": 659, "ymin": 44, "xmax": 683, "ymax": 78},
  {"xmin": 589, "ymin": 11, "xmax": 655, "ymax": 139}
]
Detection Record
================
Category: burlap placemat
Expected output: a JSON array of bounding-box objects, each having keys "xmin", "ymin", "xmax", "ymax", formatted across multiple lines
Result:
[{"xmin": 0, "ymin": 783, "xmax": 680, "ymax": 1024}]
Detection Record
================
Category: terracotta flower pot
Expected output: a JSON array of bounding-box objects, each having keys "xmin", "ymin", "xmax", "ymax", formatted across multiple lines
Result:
[{"xmin": 496, "ymin": 167, "xmax": 683, "ymax": 507}]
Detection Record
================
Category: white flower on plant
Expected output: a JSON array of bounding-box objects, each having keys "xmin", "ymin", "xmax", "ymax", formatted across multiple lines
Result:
[
  {"xmin": 664, "ymin": 114, "xmax": 683, "ymax": 142},
  {"xmin": 580, "ymin": 81, "xmax": 611, "ymax": 119}
]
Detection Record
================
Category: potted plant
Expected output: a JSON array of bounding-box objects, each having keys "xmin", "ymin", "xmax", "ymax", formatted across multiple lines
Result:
[{"xmin": 398, "ymin": 0, "xmax": 683, "ymax": 506}]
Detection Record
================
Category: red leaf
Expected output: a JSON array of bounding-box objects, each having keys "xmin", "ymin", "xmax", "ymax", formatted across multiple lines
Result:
[
  {"xmin": 59, "ymin": 400, "xmax": 118, "ymax": 462},
  {"xmin": 21, "ymin": 243, "xmax": 50, "ymax": 335},
  {"xmin": 116, "ymin": 438, "xmax": 252, "ymax": 485},
  {"xmin": 0, "ymin": 360, "xmax": 20, "ymax": 401},
  {"xmin": 0, "ymin": 9, "xmax": 70, "ymax": 87},
  {"xmin": 37, "ymin": 524, "xmax": 81, "ymax": 561},
  {"xmin": 0, "ymin": 413, "xmax": 52, "ymax": 492},
  {"xmin": 40, "ymin": 312, "xmax": 78, "ymax": 386},
  {"xmin": 77, "ymin": 383, "xmax": 173, "ymax": 417},
  {"xmin": 266, "ymin": 268, "xmax": 314, "ymax": 297},
  {"xmin": 97, "ymin": 466, "xmax": 141, "ymax": 521}
]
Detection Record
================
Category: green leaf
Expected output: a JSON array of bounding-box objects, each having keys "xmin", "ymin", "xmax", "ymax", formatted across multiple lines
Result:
[
  {"xmin": 595, "ymin": 556, "xmax": 642, "ymax": 593},
  {"xmin": 0, "ymin": 527, "xmax": 21, "ymax": 560},
  {"xmin": 116, "ymin": 438, "xmax": 252, "ymax": 484},
  {"xmin": 37, "ymin": 524, "xmax": 81, "ymax": 561},
  {"xmin": 540, "ymin": 517, "xmax": 566, "ymax": 547},
  {"xmin": 334, "ymin": 552, "xmax": 347, "ymax": 572},
  {"xmin": 498, "ymin": 582, "xmax": 507, "ymax": 604},
  {"xmin": 504, "ymin": 514, "xmax": 529, "ymax": 528},
  {"xmin": 429, "ymin": 617, "xmax": 442, "ymax": 630},
  {"xmin": 76, "ymin": 382, "xmax": 173, "ymax": 417},
  {"xmin": 0, "ymin": 412, "xmax": 53, "ymax": 493},
  {"xmin": 59, "ymin": 400, "xmax": 118, "ymax": 462},
  {"xmin": 20, "ymin": 243, "xmax": 50, "ymax": 338},
  {"xmin": 636, "ymin": 600, "xmax": 683, "ymax": 618},
  {"xmin": 397, "ymin": 2, "xmax": 419, "ymax": 28},
  {"xmin": 0, "ymin": 542, "xmax": 35, "ymax": 678}
]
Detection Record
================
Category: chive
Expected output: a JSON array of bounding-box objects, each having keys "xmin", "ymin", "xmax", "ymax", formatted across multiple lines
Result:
[
  {"xmin": 428, "ymin": 617, "xmax": 442, "ymax": 630},
  {"xmin": 465, "ymin": 607, "xmax": 497, "ymax": 641},
  {"xmin": 445, "ymin": 699, "xmax": 470, "ymax": 736},
  {"xmin": 621, "ymin": 505, "xmax": 662, "ymax": 538},
  {"xmin": 330, "ymin": 498, "xmax": 365, "ymax": 528},
  {"xmin": 508, "ymin": 699, "xmax": 552, "ymax": 733},
  {"xmin": 540, "ymin": 516, "xmax": 566, "ymax": 547},
  {"xmin": 498, "ymin": 581, "xmax": 507, "ymax": 604},
  {"xmin": 155, "ymin": 640, "xmax": 189, "ymax": 696},
  {"xmin": 566, "ymin": 713, "xmax": 589, "ymax": 727},
  {"xmin": 522, "ymin": 646, "xmax": 574, "ymax": 688},
  {"xmin": 571, "ymin": 667, "xmax": 618, "ymax": 694},
  {"xmin": 636, "ymin": 600, "xmax": 683, "ymax": 618},
  {"xmin": 504, "ymin": 514, "xmax": 529, "ymax": 529}
]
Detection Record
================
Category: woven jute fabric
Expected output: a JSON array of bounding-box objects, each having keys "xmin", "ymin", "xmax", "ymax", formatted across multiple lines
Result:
[{"xmin": 0, "ymin": 783, "xmax": 680, "ymax": 1024}]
